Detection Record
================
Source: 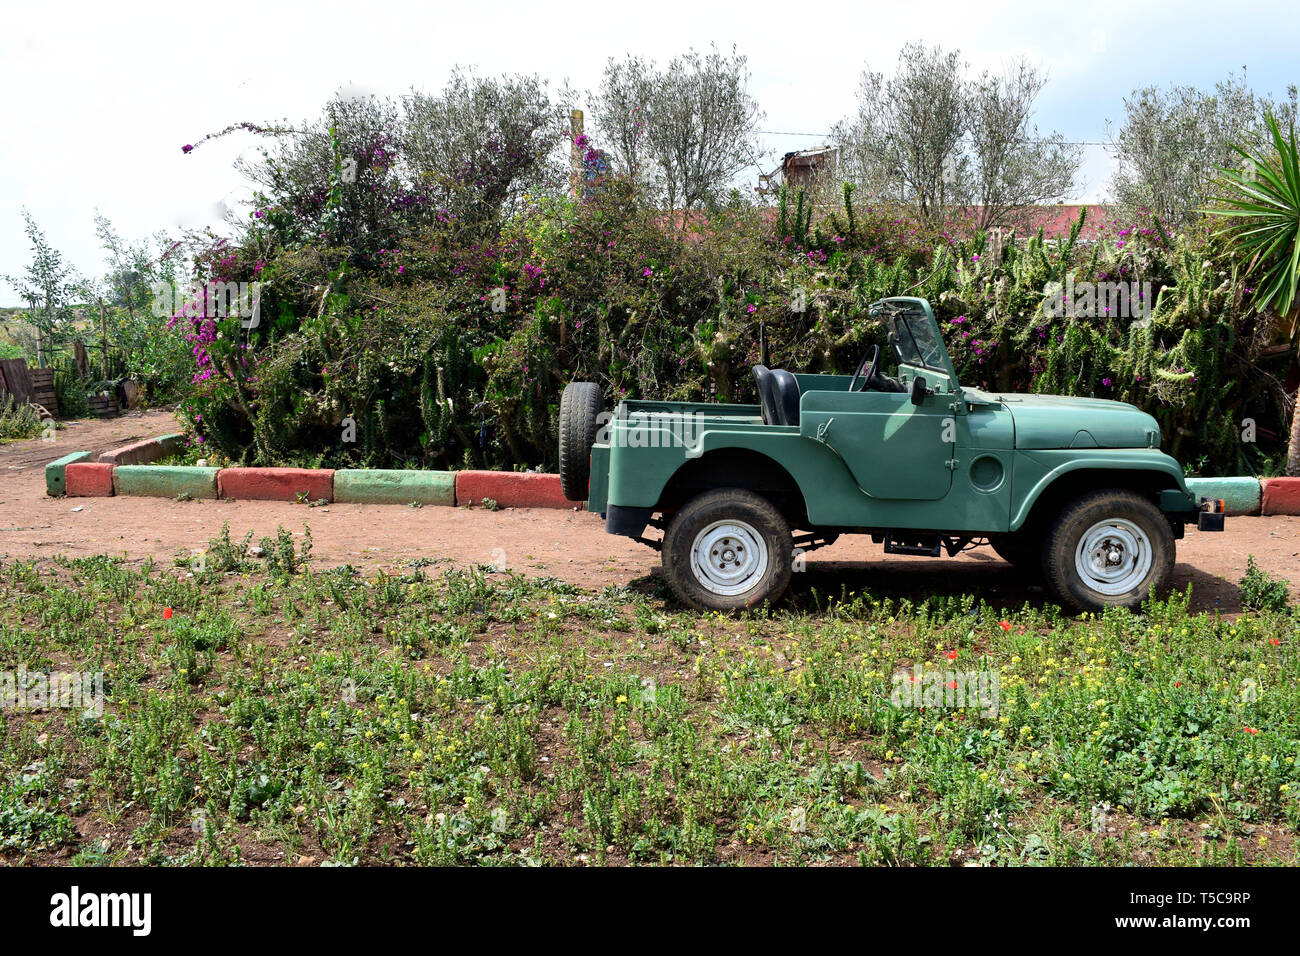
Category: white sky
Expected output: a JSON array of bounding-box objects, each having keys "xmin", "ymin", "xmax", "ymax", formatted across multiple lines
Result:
[{"xmin": 3, "ymin": 0, "xmax": 1297, "ymax": 303}]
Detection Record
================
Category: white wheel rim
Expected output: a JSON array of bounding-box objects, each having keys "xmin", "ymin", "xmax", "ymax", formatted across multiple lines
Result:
[
  {"xmin": 690, "ymin": 519, "xmax": 769, "ymax": 596},
  {"xmin": 1074, "ymin": 518, "xmax": 1153, "ymax": 596}
]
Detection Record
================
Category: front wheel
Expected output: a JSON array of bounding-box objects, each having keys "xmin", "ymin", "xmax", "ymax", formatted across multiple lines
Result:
[
  {"xmin": 662, "ymin": 489, "xmax": 793, "ymax": 612},
  {"xmin": 988, "ymin": 530, "xmax": 1043, "ymax": 574},
  {"xmin": 1042, "ymin": 489, "xmax": 1174, "ymax": 612}
]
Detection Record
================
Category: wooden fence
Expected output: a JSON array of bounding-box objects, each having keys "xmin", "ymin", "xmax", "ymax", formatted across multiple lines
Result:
[{"xmin": 0, "ymin": 358, "xmax": 61, "ymax": 417}]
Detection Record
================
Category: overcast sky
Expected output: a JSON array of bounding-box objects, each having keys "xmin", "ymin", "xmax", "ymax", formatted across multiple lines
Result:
[{"xmin": 3, "ymin": 0, "xmax": 1298, "ymax": 304}]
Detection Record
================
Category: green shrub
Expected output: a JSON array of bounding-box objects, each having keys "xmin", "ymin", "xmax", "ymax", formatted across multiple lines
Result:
[
  {"xmin": 162, "ymin": 99, "xmax": 1286, "ymax": 476},
  {"xmin": 1240, "ymin": 555, "xmax": 1290, "ymax": 612},
  {"xmin": 0, "ymin": 395, "xmax": 44, "ymax": 442},
  {"xmin": 51, "ymin": 363, "xmax": 90, "ymax": 419}
]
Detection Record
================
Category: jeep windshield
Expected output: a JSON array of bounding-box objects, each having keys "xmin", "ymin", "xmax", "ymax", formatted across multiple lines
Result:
[{"xmin": 891, "ymin": 311, "xmax": 947, "ymax": 372}]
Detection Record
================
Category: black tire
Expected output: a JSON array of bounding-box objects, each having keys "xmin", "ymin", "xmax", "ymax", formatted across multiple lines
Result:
[
  {"xmin": 662, "ymin": 488, "xmax": 793, "ymax": 612},
  {"xmin": 559, "ymin": 381, "xmax": 603, "ymax": 501},
  {"xmin": 1042, "ymin": 489, "xmax": 1175, "ymax": 612},
  {"xmin": 988, "ymin": 529, "xmax": 1044, "ymax": 576}
]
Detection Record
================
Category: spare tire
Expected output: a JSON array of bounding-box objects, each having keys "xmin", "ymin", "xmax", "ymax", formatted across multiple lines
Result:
[{"xmin": 559, "ymin": 381, "xmax": 603, "ymax": 501}]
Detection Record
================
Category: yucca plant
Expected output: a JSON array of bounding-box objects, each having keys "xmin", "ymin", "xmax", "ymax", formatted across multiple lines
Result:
[{"xmin": 1208, "ymin": 111, "xmax": 1300, "ymax": 475}]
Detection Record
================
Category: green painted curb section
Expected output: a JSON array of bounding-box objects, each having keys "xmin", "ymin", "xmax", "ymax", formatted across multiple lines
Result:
[
  {"xmin": 334, "ymin": 469, "xmax": 456, "ymax": 505},
  {"xmin": 45, "ymin": 451, "xmax": 92, "ymax": 496},
  {"xmin": 114, "ymin": 465, "xmax": 220, "ymax": 499},
  {"xmin": 1185, "ymin": 476, "xmax": 1262, "ymax": 516}
]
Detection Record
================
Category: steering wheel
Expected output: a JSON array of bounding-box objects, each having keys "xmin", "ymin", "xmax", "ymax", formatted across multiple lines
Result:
[{"xmin": 848, "ymin": 344, "xmax": 881, "ymax": 393}]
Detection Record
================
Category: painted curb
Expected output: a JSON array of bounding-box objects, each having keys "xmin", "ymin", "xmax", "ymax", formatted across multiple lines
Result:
[
  {"xmin": 217, "ymin": 467, "xmax": 334, "ymax": 502},
  {"xmin": 46, "ymin": 451, "xmax": 92, "ymax": 496},
  {"xmin": 454, "ymin": 470, "xmax": 570, "ymax": 509},
  {"xmin": 1184, "ymin": 477, "xmax": 1262, "ymax": 517},
  {"xmin": 334, "ymin": 469, "xmax": 455, "ymax": 506},
  {"xmin": 1261, "ymin": 477, "xmax": 1300, "ymax": 516},
  {"xmin": 65, "ymin": 462, "xmax": 115, "ymax": 497},
  {"xmin": 99, "ymin": 432, "xmax": 190, "ymax": 467},
  {"xmin": 99, "ymin": 438, "xmax": 163, "ymax": 466},
  {"xmin": 114, "ymin": 465, "xmax": 219, "ymax": 499}
]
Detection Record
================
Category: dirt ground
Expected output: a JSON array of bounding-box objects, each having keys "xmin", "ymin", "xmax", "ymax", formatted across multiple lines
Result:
[{"xmin": 2, "ymin": 409, "xmax": 1297, "ymax": 613}]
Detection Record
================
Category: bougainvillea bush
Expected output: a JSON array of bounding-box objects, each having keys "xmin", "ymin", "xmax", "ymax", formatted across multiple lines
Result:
[{"xmin": 170, "ymin": 96, "xmax": 1290, "ymax": 476}]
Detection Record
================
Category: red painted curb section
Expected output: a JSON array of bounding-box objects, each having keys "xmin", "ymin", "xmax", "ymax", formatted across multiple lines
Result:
[
  {"xmin": 454, "ymin": 471, "xmax": 570, "ymax": 509},
  {"xmin": 217, "ymin": 468, "xmax": 335, "ymax": 502},
  {"xmin": 1261, "ymin": 477, "xmax": 1300, "ymax": 516},
  {"xmin": 66, "ymin": 462, "xmax": 115, "ymax": 497},
  {"xmin": 99, "ymin": 438, "xmax": 160, "ymax": 466}
]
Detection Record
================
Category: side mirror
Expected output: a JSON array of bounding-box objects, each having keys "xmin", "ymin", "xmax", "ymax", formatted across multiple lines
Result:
[{"xmin": 910, "ymin": 375, "xmax": 930, "ymax": 406}]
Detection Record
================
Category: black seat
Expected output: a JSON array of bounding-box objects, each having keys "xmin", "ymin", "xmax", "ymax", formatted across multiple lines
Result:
[
  {"xmin": 770, "ymin": 369, "xmax": 801, "ymax": 426},
  {"xmin": 752, "ymin": 365, "xmax": 780, "ymax": 425}
]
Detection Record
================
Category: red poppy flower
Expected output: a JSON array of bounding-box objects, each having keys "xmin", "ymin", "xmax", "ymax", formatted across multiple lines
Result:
[
  {"xmin": 163, "ymin": 607, "xmax": 173, "ymax": 620},
  {"xmin": 999, "ymin": 620, "xmax": 1011, "ymax": 632},
  {"xmin": 1244, "ymin": 726, "xmax": 1259, "ymax": 735},
  {"xmin": 946, "ymin": 650, "xmax": 958, "ymax": 660},
  {"xmin": 1269, "ymin": 638, "xmax": 1280, "ymax": 646}
]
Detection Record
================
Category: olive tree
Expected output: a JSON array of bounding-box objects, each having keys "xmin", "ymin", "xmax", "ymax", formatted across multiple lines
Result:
[
  {"xmin": 402, "ymin": 69, "xmax": 568, "ymax": 230},
  {"xmin": 591, "ymin": 47, "xmax": 763, "ymax": 216},
  {"xmin": 1109, "ymin": 72, "xmax": 1298, "ymax": 228},
  {"xmin": 966, "ymin": 61, "xmax": 1083, "ymax": 230},
  {"xmin": 590, "ymin": 55, "xmax": 657, "ymax": 187},
  {"xmin": 833, "ymin": 43, "xmax": 1080, "ymax": 229},
  {"xmin": 834, "ymin": 43, "xmax": 968, "ymax": 222}
]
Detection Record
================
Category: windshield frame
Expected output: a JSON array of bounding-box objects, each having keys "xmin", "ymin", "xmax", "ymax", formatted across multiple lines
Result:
[{"xmin": 869, "ymin": 296, "xmax": 960, "ymax": 386}]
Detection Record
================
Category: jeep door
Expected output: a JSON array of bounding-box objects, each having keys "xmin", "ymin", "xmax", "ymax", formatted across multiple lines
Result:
[
  {"xmin": 800, "ymin": 388, "xmax": 955, "ymax": 500},
  {"xmin": 799, "ymin": 297, "xmax": 962, "ymax": 501}
]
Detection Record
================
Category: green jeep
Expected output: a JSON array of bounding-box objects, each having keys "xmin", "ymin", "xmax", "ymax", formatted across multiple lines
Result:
[{"xmin": 558, "ymin": 296, "xmax": 1226, "ymax": 613}]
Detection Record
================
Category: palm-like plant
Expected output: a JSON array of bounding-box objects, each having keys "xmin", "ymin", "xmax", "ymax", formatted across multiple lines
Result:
[{"xmin": 1208, "ymin": 111, "xmax": 1300, "ymax": 475}]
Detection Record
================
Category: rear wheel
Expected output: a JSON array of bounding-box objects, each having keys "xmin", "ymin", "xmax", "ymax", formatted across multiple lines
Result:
[
  {"xmin": 559, "ymin": 381, "xmax": 603, "ymax": 501},
  {"xmin": 662, "ymin": 489, "xmax": 793, "ymax": 612},
  {"xmin": 1042, "ymin": 489, "xmax": 1174, "ymax": 612}
]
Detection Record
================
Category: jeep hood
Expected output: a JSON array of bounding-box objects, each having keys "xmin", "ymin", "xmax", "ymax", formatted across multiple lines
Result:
[{"xmin": 968, "ymin": 391, "xmax": 1162, "ymax": 450}]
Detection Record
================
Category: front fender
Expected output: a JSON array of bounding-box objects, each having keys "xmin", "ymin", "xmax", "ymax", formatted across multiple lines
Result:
[{"xmin": 1009, "ymin": 449, "xmax": 1191, "ymax": 531}]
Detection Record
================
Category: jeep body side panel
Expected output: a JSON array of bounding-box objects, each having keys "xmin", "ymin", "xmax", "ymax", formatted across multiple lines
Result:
[{"xmin": 604, "ymin": 399, "xmax": 1020, "ymax": 532}]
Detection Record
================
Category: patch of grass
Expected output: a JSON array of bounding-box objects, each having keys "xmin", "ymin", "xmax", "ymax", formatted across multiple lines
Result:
[{"xmin": 1, "ymin": 553, "xmax": 1298, "ymax": 866}]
